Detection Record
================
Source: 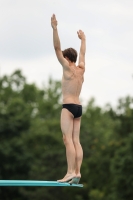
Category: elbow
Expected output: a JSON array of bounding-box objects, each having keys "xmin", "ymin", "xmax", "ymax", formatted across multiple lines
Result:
[
  {"xmin": 54, "ymin": 46, "xmax": 59, "ymax": 50},
  {"xmin": 54, "ymin": 46, "xmax": 61, "ymax": 52}
]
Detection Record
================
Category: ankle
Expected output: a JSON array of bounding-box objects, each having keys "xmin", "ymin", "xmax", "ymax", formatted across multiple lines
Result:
[
  {"xmin": 75, "ymin": 173, "xmax": 81, "ymax": 178},
  {"xmin": 67, "ymin": 171, "xmax": 76, "ymax": 175}
]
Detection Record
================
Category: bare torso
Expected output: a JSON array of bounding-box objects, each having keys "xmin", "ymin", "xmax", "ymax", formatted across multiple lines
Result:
[{"xmin": 62, "ymin": 63, "xmax": 84, "ymax": 104}]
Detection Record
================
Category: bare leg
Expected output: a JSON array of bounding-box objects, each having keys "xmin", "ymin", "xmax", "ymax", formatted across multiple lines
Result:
[
  {"xmin": 72, "ymin": 117, "xmax": 83, "ymax": 178},
  {"xmin": 57, "ymin": 109, "xmax": 76, "ymax": 182}
]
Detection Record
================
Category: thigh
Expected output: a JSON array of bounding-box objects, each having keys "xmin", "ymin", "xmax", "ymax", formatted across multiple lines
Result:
[
  {"xmin": 61, "ymin": 108, "xmax": 74, "ymax": 137},
  {"xmin": 72, "ymin": 117, "xmax": 81, "ymax": 142}
]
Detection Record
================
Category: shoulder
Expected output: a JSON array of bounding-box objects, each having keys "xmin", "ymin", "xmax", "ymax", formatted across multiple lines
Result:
[
  {"xmin": 62, "ymin": 61, "xmax": 71, "ymax": 71},
  {"xmin": 55, "ymin": 49, "xmax": 70, "ymax": 71},
  {"xmin": 78, "ymin": 62, "xmax": 85, "ymax": 72}
]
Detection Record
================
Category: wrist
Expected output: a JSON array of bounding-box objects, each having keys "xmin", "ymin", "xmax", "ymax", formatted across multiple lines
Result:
[
  {"xmin": 53, "ymin": 27, "xmax": 57, "ymax": 30},
  {"xmin": 81, "ymin": 38, "xmax": 86, "ymax": 43}
]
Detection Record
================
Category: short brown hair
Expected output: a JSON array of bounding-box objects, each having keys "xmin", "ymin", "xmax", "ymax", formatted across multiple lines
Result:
[{"xmin": 62, "ymin": 48, "xmax": 77, "ymax": 63}]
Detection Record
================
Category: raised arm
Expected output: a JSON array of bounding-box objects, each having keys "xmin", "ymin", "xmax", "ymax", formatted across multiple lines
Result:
[
  {"xmin": 51, "ymin": 14, "xmax": 68, "ymax": 68},
  {"xmin": 77, "ymin": 30, "xmax": 86, "ymax": 69}
]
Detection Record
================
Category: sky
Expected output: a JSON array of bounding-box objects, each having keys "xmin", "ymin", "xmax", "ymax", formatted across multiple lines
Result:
[{"xmin": 0, "ymin": 0, "xmax": 133, "ymax": 107}]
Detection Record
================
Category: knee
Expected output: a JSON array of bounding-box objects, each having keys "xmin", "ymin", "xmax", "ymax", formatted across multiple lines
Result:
[
  {"xmin": 62, "ymin": 135, "xmax": 66, "ymax": 145},
  {"xmin": 63, "ymin": 135, "xmax": 73, "ymax": 146},
  {"xmin": 73, "ymin": 138, "xmax": 80, "ymax": 146}
]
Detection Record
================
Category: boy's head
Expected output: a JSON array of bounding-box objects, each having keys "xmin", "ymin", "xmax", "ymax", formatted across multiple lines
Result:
[{"xmin": 62, "ymin": 48, "xmax": 77, "ymax": 63}]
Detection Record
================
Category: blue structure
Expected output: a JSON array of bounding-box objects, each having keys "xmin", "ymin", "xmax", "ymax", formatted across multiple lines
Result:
[{"xmin": 0, "ymin": 180, "xmax": 83, "ymax": 187}]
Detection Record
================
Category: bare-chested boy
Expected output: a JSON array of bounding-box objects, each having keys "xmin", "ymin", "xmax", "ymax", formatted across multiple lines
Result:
[{"xmin": 51, "ymin": 14, "xmax": 86, "ymax": 184}]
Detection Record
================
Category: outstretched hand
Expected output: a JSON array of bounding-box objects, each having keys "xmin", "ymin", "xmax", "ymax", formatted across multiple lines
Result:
[
  {"xmin": 51, "ymin": 14, "xmax": 58, "ymax": 29},
  {"xmin": 77, "ymin": 30, "xmax": 85, "ymax": 40}
]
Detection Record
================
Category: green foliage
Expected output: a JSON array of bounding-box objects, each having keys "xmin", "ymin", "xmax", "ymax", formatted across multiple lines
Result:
[
  {"xmin": 0, "ymin": 70, "xmax": 133, "ymax": 200},
  {"xmin": 110, "ymin": 134, "xmax": 133, "ymax": 200}
]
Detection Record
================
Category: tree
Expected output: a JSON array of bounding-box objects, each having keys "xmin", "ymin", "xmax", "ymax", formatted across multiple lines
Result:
[{"xmin": 0, "ymin": 70, "xmax": 133, "ymax": 200}]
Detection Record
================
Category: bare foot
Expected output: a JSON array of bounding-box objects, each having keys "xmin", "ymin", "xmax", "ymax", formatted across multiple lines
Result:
[{"xmin": 57, "ymin": 173, "xmax": 76, "ymax": 183}]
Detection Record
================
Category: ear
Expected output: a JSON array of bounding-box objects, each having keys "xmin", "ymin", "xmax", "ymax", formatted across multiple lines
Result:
[{"xmin": 65, "ymin": 56, "xmax": 68, "ymax": 60}]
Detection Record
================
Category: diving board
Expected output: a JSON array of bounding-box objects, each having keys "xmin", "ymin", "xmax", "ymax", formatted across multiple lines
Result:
[{"xmin": 0, "ymin": 180, "xmax": 83, "ymax": 187}]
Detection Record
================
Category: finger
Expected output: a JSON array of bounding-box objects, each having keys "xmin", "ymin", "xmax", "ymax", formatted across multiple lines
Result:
[
  {"xmin": 53, "ymin": 14, "xmax": 56, "ymax": 19},
  {"xmin": 51, "ymin": 14, "xmax": 55, "ymax": 20}
]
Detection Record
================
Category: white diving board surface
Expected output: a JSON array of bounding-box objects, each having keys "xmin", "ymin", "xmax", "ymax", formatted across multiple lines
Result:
[{"xmin": 0, "ymin": 180, "xmax": 83, "ymax": 187}]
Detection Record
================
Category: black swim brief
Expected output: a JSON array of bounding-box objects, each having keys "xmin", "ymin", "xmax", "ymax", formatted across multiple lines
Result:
[{"xmin": 62, "ymin": 104, "xmax": 82, "ymax": 118}]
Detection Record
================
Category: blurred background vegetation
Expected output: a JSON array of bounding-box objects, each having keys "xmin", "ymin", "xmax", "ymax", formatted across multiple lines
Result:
[{"xmin": 0, "ymin": 70, "xmax": 133, "ymax": 200}]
